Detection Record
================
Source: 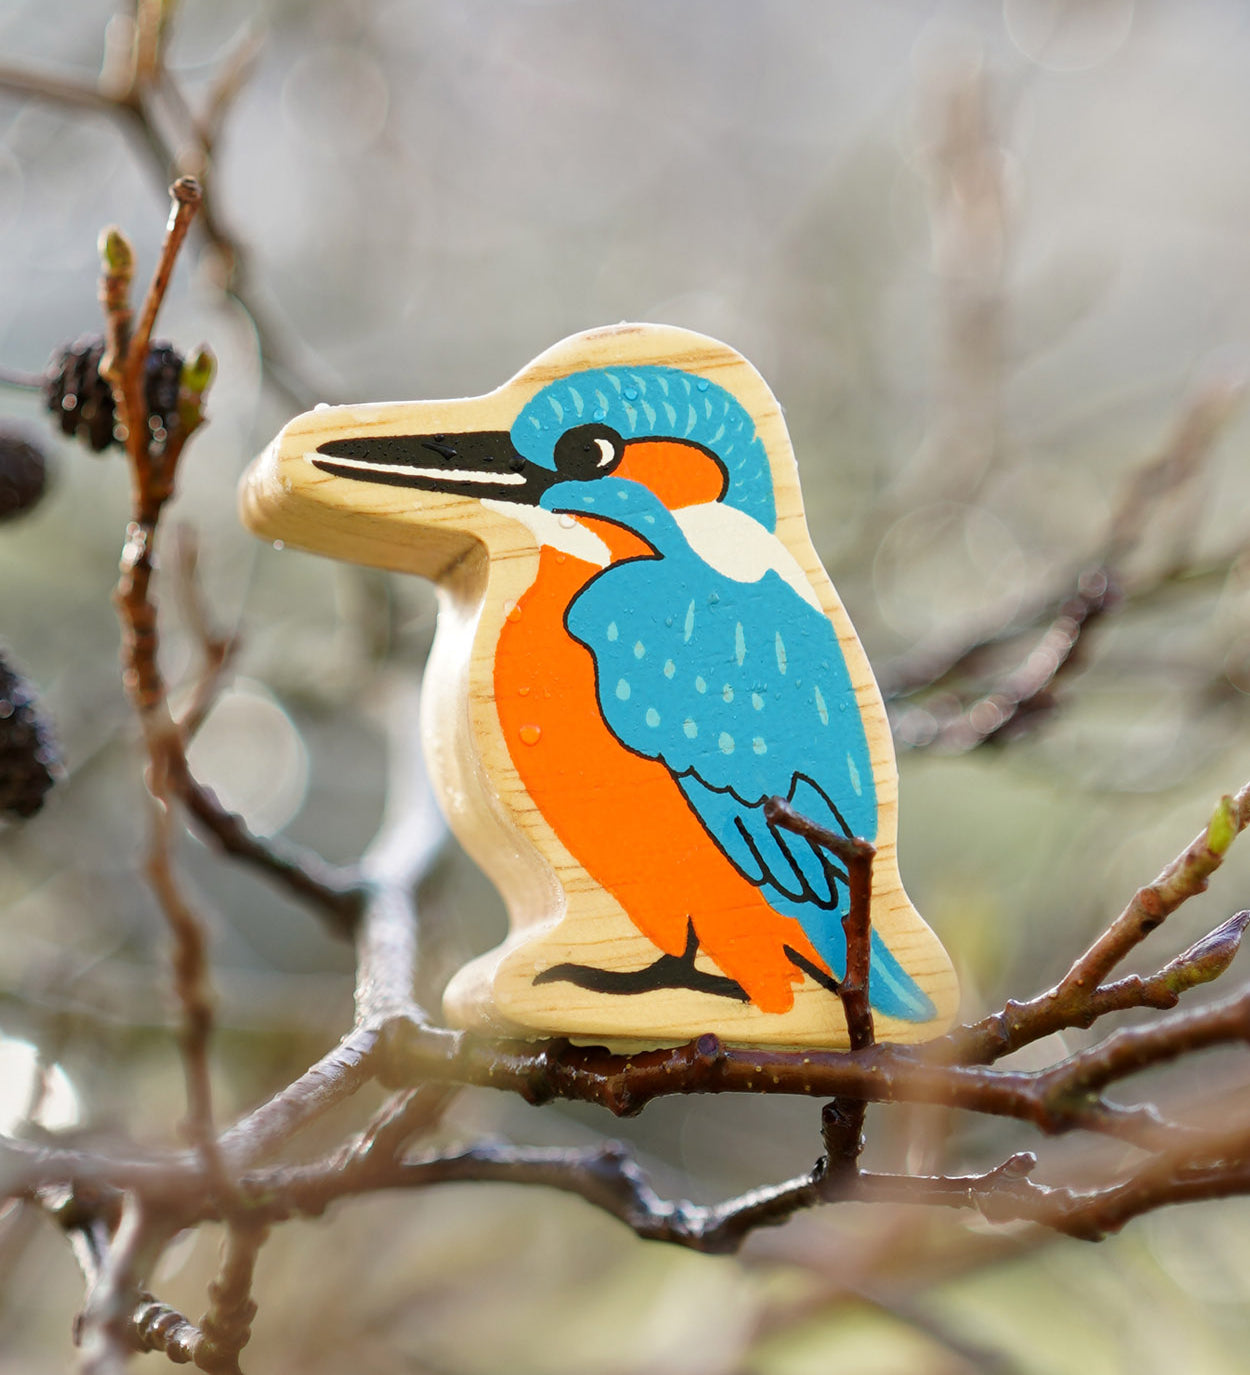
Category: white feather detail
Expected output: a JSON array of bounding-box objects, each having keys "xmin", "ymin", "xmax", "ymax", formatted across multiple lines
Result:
[
  {"xmin": 673, "ymin": 503, "xmax": 822, "ymax": 610},
  {"xmin": 481, "ymin": 498, "xmax": 611, "ymax": 566}
]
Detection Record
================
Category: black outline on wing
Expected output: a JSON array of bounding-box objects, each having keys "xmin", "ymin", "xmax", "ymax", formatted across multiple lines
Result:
[{"xmin": 557, "ymin": 507, "xmax": 862, "ymax": 915}]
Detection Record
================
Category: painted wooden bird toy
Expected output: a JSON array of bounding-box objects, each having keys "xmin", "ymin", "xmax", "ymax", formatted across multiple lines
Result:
[{"xmin": 241, "ymin": 325, "xmax": 957, "ymax": 1048}]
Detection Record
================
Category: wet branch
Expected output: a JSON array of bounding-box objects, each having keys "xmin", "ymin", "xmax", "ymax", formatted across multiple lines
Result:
[
  {"xmin": 102, "ymin": 178, "xmax": 227, "ymax": 1192},
  {"xmin": 949, "ymin": 787, "xmax": 1250, "ymax": 1063}
]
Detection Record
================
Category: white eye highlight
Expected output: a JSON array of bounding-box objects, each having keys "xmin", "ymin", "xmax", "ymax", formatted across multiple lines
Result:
[{"xmin": 595, "ymin": 437, "xmax": 616, "ymax": 467}]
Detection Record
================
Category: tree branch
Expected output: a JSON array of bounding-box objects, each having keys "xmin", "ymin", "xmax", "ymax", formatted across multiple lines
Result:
[
  {"xmin": 194, "ymin": 1222, "xmax": 266, "ymax": 1375},
  {"xmin": 950, "ymin": 788, "xmax": 1250, "ymax": 1063}
]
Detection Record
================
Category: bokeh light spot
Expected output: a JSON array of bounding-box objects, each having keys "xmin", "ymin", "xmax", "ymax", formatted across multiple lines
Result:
[{"xmin": 186, "ymin": 680, "xmax": 310, "ymax": 836}]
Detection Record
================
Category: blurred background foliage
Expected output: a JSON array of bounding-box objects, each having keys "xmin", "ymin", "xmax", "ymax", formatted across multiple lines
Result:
[{"xmin": 5, "ymin": 0, "xmax": 1250, "ymax": 1371}]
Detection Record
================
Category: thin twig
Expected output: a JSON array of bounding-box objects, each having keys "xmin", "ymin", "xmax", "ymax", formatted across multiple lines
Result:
[
  {"xmin": 132, "ymin": 180, "xmax": 200, "ymax": 383},
  {"xmin": 839, "ymin": 838, "xmax": 876, "ymax": 1053},
  {"xmin": 908, "ymin": 62, "xmax": 1007, "ymax": 504},
  {"xmin": 0, "ymin": 364, "xmax": 45, "ymax": 390},
  {"xmin": 893, "ymin": 569, "xmax": 1118, "ymax": 752},
  {"xmin": 0, "ymin": 61, "xmax": 117, "ymax": 114},
  {"xmin": 76, "ymin": 1193, "xmax": 150, "ymax": 1375},
  {"xmin": 950, "ymin": 787, "xmax": 1250, "ymax": 1063},
  {"xmin": 880, "ymin": 376, "xmax": 1245, "ymax": 740},
  {"xmin": 102, "ymin": 183, "xmax": 233, "ymax": 1199},
  {"xmin": 347, "ymin": 1084, "xmax": 459, "ymax": 1166},
  {"xmin": 220, "ymin": 1132, "xmax": 1249, "ymax": 1251},
  {"xmin": 144, "ymin": 765, "xmax": 227, "ymax": 1193},
  {"xmin": 172, "ymin": 525, "xmax": 241, "ymax": 741},
  {"xmin": 1035, "ymin": 984, "xmax": 1250, "ymax": 1101},
  {"xmin": 765, "ymin": 797, "xmax": 877, "ymax": 1178},
  {"xmin": 213, "ymin": 688, "xmax": 444, "ymax": 1171},
  {"xmin": 132, "ymin": 0, "xmax": 169, "ymax": 87},
  {"xmin": 762, "ymin": 795, "xmax": 872, "ymax": 870},
  {"xmin": 172, "ymin": 761, "xmax": 365, "ymax": 932},
  {"xmin": 1103, "ymin": 374, "xmax": 1245, "ymax": 569},
  {"xmin": 195, "ymin": 1221, "xmax": 267, "ymax": 1374}
]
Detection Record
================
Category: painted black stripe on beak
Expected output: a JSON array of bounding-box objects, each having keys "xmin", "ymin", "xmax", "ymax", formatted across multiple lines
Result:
[{"xmin": 311, "ymin": 431, "xmax": 559, "ymax": 505}]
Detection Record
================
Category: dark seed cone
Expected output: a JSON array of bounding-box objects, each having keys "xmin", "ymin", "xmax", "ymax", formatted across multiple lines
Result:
[
  {"xmin": 0, "ymin": 427, "xmax": 50, "ymax": 521},
  {"xmin": 44, "ymin": 336, "xmax": 185, "ymax": 456},
  {"xmin": 0, "ymin": 653, "xmax": 61, "ymax": 819},
  {"xmin": 143, "ymin": 344, "xmax": 184, "ymax": 451},
  {"xmin": 44, "ymin": 337, "xmax": 114, "ymax": 452}
]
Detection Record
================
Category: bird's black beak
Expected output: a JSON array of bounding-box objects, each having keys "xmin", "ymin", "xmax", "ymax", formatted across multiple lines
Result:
[{"xmin": 311, "ymin": 430, "xmax": 558, "ymax": 506}]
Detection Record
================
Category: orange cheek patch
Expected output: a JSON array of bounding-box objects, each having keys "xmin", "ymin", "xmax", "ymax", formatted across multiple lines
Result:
[{"xmin": 613, "ymin": 440, "xmax": 727, "ymax": 509}]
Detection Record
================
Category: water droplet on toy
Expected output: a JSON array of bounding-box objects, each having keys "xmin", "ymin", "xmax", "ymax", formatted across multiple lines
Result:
[
  {"xmin": 593, "ymin": 408, "xmax": 607, "ymax": 421},
  {"xmin": 272, "ymin": 540, "xmax": 285, "ymax": 551},
  {"xmin": 507, "ymin": 606, "xmax": 523, "ymax": 623},
  {"xmin": 555, "ymin": 552, "xmax": 567, "ymax": 563},
  {"xmin": 624, "ymin": 386, "xmax": 638, "ymax": 401},
  {"xmin": 518, "ymin": 686, "xmax": 531, "ymax": 697},
  {"xmin": 519, "ymin": 724, "xmax": 542, "ymax": 746},
  {"xmin": 558, "ymin": 513, "xmax": 575, "ymax": 529},
  {"xmin": 696, "ymin": 379, "xmax": 709, "ymax": 391}
]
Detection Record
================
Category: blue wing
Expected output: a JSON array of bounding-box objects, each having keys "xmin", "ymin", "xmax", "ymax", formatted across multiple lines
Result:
[{"xmin": 549, "ymin": 479, "xmax": 935, "ymax": 1021}]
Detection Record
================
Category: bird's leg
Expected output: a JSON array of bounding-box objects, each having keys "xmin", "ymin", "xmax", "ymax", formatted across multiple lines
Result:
[
  {"xmin": 782, "ymin": 945, "xmax": 842, "ymax": 997},
  {"xmin": 533, "ymin": 919, "xmax": 750, "ymax": 1001}
]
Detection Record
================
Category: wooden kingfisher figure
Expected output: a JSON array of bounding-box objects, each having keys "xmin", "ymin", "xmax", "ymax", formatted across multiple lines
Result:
[{"xmin": 241, "ymin": 324, "xmax": 958, "ymax": 1048}]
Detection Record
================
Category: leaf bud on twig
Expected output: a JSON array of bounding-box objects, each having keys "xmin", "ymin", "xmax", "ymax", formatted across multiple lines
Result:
[
  {"xmin": 1161, "ymin": 910, "xmax": 1250, "ymax": 995},
  {"xmin": 98, "ymin": 225, "xmax": 135, "ymax": 277},
  {"xmin": 180, "ymin": 346, "xmax": 216, "ymax": 398},
  {"xmin": 1205, "ymin": 793, "xmax": 1238, "ymax": 857}
]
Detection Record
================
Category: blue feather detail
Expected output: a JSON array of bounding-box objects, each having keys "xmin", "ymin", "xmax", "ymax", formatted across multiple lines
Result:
[
  {"xmin": 514, "ymin": 366, "xmax": 776, "ymax": 530},
  {"xmin": 544, "ymin": 478, "xmax": 934, "ymax": 1021}
]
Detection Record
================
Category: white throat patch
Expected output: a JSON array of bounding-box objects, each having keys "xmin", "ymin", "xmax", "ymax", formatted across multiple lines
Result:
[{"xmin": 481, "ymin": 498, "xmax": 611, "ymax": 566}]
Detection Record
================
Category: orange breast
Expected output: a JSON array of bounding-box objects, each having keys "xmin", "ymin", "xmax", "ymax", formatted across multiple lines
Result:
[{"xmin": 493, "ymin": 546, "xmax": 821, "ymax": 1014}]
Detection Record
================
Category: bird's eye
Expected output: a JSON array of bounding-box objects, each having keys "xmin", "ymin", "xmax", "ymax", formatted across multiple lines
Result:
[{"xmin": 552, "ymin": 423, "xmax": 624, "ymax": 481}]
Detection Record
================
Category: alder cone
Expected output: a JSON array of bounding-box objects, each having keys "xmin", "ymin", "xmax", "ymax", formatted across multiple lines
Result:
[
  {"xmin": 44, "ymin": 336, "xmax": 184, "ymax": 454},
  {"xmin": 0, "ymin": 428, "xmax": 49, "ymax": 521},
  {"xmin": 0, "ymin": 654, "xmax": 61, "ymax": 819}
]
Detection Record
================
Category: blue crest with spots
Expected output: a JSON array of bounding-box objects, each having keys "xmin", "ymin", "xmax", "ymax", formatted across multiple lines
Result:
[
  {"xmin": 512, "ymin": 365, "xmax": 776, "ymax": 530},
  {"xmin": 544, "ymin": 477, "xmax": 934, "ymax": 1021}
]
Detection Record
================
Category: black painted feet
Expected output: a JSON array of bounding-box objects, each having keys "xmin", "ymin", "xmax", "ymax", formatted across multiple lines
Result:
[{"xmin": 533, "ymin": 919, "xmax": 749, "ymax": 1002}]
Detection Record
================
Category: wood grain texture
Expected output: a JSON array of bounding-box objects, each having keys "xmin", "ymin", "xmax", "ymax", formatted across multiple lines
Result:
[{"xmin": 240, "ymin": 324, "xmax": 959, "ymax": 1048}]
